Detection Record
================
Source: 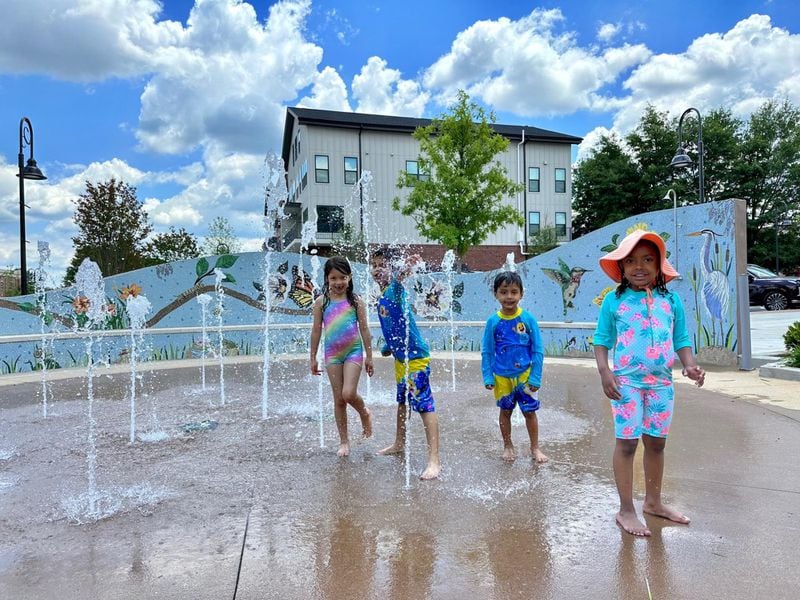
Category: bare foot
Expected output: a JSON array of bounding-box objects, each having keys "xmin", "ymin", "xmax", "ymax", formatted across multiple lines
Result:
[
  {"xmin": 616, "ymin": 511, "xmax": 651, "ymax": 537},
  {"xmin": 643, "ymin": 502, "xmax": 691, "ymax": 525},
  {"xmin": 337, "ymin": 443, "xmax": 350, "ymax": 457},
  {"xmin": 419, "ymin": 462, "xmax": 441, "ymax": 480},
  {"xmin": 361, "ymin": 408, "xmax": 373, "ymax": 439},
  {"xmin": 502, "ymin": 445, "xmax": 516, "ymax": 462},
  {"xmin": 531, "ymin": 447, "xmax": 549, "ymax": 463},
  {"xmin": 377, "ymin": 443, "xmax": 404, "ymax": 455}
]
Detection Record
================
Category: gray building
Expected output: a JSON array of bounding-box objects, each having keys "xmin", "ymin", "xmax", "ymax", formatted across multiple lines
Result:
[{"xmin": 279, "ymin": 107, "xmax": 581, "ymax": 269}]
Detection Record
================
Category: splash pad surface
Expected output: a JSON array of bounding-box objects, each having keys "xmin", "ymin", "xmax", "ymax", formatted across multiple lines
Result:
[{"xmin": 1, "ymin": 356, "xmax": 798, "ymax": 599}]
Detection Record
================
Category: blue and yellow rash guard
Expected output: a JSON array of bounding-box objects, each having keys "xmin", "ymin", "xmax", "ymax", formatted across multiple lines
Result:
[
  {"xmin": 481, "ymin": 307, "xmax": 544, "ymax": 388},
  {"xmin": 377, "ymin": 279, "xmax": 430, "ymax": 362}
]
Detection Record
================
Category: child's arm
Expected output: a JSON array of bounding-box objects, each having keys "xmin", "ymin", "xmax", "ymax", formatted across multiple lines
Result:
[
  {"xmin": 594, "ymin": 344, "xmax": 621, "ymax": 400},
  {"xmin": 525, "ymin": 313, "xmax": 544, "ymax": 391},
  {"xmin": 677, "ymin": 347, "xmax": 705, "ymax": 387},
  {"xmin": 309, "ymin": 297, "xmax": 323, "ymax": 376},
  {"xmin": 481, "ymin": 318, "xmax": 496, "ymax": 389},
  {"xmin": 356, "ymin": 298, "xmax": 374, "ymax": 377}
]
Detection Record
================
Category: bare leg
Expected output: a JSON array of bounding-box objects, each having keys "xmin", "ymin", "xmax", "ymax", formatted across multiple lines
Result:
[
  {"xmin": 326, "ymin": 364, "xmax": 350, "ymax": 456},
  {"xmin": 523, "ymin": 411, "xmax": 548, "ymax": 463},
  {"xmin": 499, "ymin": 409, "xmax": 516, "ymax": 462},
  {"xmin": 419, "ymin": 411, "xmax": 440, "ymax": 480},
  {"xmin": 342, "ymin": 362, "xmax": 372, "ymax": 438},
  {"xmin": 378, "ymin": 403, "xmax": 407, "ymax": 455},
  {"xmin": 613, "ymin": 438, "xmax": 651, "ymax": 536},
  {"xmin": 641, "ymin": 434, "xmax": 690, "ymax": 524}
]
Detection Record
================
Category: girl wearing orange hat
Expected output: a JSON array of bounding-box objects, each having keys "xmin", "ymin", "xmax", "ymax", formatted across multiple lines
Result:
[{"xmin": 593, "ymin": 230, "xmax": 705, "ymax": 536}]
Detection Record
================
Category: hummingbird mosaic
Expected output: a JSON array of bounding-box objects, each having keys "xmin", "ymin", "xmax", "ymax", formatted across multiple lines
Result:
[{"xmin": 541, "ymin": 258, "xmax": 591, "ymax": 317}]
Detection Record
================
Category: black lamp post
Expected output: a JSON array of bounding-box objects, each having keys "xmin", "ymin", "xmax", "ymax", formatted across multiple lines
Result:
[
  {"xmin": 17, "ymin": 117, "xmax": 47, "ymax": 296},
  {"xmin": 670, "ymin": 107, "xmax": 704, "ymax": 203}
]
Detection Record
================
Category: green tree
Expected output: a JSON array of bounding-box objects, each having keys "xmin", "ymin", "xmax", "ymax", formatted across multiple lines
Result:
[
  {"xmin": 143, "ymin": 227, "xmax": 201, "ymax": 265},
  {"xmin": 392, "ymin": 90, "xmax": 524, "ymax": 271},
  {"xmin": 734, "ymin": 101, "xmax": 800, "ymax": 272},
  {"xmin": 65, "ymin": 179, "xmax": 152, "ymax": 284},
  {"xmin": 203, "ymin": 216, "xmax": 241, "ymax": 256},
  {"xmin": 572, "ymin": 134, "xmax": 641, "ymax": 236}
]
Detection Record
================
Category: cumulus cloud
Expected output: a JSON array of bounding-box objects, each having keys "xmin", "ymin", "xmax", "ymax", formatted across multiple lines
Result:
[
  {"xmin": 0, "ymin": 0, "xmax": 184, "ymax": 80},
  {"xmin": 611, "ymin": 14, "xmax": 800, "ymax": 133},
  {"xmin": 352, "ymin": 56, "xmax": 429, "ymax": 116},
  {"xmin": 423, "ymin": 8, "xmax": 651, "ymax": 117},
  {"xmin": 597, "ymin": 22, "xmax": 621, "ymax": 43},
  {"xmin": 297, "ymin": 67, "xmax": 352, "ymax": 111}
]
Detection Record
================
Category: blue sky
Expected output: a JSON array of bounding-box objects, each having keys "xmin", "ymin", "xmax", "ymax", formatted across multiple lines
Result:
[{"xmin": 1, "ymin": 0, "xmax": 799, "ymax": 279}]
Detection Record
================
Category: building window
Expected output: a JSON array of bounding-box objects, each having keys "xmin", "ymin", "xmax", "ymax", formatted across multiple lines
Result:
[
  {"xmin": 315, "ymin": 155, "xmax": 329, "ymax": 183},
  {"xmin": 528, "ymin": 212, "xmax": 540, "ymax": 235},
  {"xmin": 406, "ymin": 160, "xmax": 429, "ymax": 181},
  {"xmin": 555, "ymin": 212, "xmax": 567, "ymax": 237},
  {"xmin": 344, "ymin": 157, "xmax": 358, "ymax": 185},
  {"xmin": 554, "ymin": 168, "xmax": 566, "ymax": 193},
  {"xmin": 528, "ymin": 167, "xmax": 540, "ymax": 193},
  {"xmin": 301, "ymin": 159, "xmax": 308, "ymax": 189},
  {"xmin": 317, "ymin": 205, "xmax": 344, "ymax": 235}
]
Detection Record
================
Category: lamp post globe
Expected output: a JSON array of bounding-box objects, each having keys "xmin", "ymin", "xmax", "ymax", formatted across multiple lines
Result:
[{"xmin": 670, "ymin": 107, "xmax": 705, "ymax": 203}]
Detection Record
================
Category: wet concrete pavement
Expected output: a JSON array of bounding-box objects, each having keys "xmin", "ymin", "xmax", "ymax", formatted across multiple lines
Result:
[{"xmin": 1, "ymin": 356, "xmax": 799, "ymax": 599}]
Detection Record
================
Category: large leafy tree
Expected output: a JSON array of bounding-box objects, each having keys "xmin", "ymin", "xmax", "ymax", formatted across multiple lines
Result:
[
  {"xmin": 572, "ymin": 134, "xmax": 641, "ymax": 236},
  {"xmin": 203, "ymin": 216, "xmax": 241, "ymax": 256},
  {"xmin": 66, "ymin": 179, "xmax": 152, "ymax": 284},
  {"xmin": 143, "ymin": 227, "xmax": 201, "ymax": 265},
  {"xmin": 392, "ymin": 90, "xmax": 524, "ymax": 271},
  {"xmin": 735, "ymin": 101, "xmax": 800, "ymax": 272}
]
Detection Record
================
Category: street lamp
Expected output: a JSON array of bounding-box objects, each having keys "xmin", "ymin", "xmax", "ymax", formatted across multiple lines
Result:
[
  {"xmin": 663, "ymin": 188, "xmax": 679, "ymax": 274},
  {"xmin": 670, "ymin": 107, "xmax": 704, "ymax": 203},
  {"xmin": 17, "ymin": 117, "xmax": 47, "ymax": 296}
]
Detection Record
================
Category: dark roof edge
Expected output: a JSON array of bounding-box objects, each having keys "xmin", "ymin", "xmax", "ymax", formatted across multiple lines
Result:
[{"xmin": 286, "ymin": 106, "xmax": 583, "ymax": 145}]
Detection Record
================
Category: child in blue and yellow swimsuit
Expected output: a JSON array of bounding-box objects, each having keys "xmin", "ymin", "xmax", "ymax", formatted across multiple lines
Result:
[
  {"xmin": 593, "ymin": 230, "xmax": 705, "ymax": 536},
  {"xmin": 370, "ymin": 249, "xmax": 440, "ymax": 480},
  {"xmin": 482, "ymin": 271, "xmax": 548, "ymax": 463}
]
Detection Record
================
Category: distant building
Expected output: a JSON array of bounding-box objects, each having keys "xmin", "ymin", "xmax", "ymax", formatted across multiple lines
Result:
[
  {"xmin": 279, "ymin": 107, "xmax": 581, "ymax": 270},
  {"xmin": 0, "ymin": 269, "xmax": 20, "ymax": 297}
]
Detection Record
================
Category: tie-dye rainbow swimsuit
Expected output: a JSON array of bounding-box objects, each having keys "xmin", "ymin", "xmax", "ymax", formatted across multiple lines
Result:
[{"xmin": 323, "ymin": 298, "xmax": 364, "ymax": 366}]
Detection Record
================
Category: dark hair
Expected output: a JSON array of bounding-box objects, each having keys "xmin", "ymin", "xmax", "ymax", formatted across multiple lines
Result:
[
  {"xmin": 493, "ymin": 271, "xmax": 524, "ymax": 293},
  {"xmin": 616, "ymin": 239, "xmax": 669, "ymax": 297},
  {"xmin": 370, "ymin": 246, "xmax": 398, "ymax": 263},
  {"xmin": 323, "ymin": 256, "xmax": 359, "ymax": 310}
]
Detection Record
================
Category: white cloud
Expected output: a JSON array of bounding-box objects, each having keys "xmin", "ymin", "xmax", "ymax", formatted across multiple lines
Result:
[
  {"xmin": 352, "ymin": 56, "xmax": 430, "ymax": 116},
  {"xmin": 597, "ymin": 22, "xmax": 621, "ymax": 43},
  {"xmin": 610, "ymin": 14, "xmax": 800, "ymax": 133},
  {"xmin": 297, "ymin": 67, "xmax": 352, "ymax": 111},
  {"xmin": 423, "ymin": 8, "xmax": 651, "ymax": 117},
  {"xmin": 0, "ymin": 0, "xmax": 184, "ymax": 81}
]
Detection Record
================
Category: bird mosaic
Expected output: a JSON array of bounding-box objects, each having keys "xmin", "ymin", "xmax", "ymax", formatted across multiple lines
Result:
[
  {"xmin": 687, "ymin": 228, "xmax": 730, "ymax": 345},
  {"xmin": 541, "ymin": 258, "xmax": 591, "ymax": 317}
]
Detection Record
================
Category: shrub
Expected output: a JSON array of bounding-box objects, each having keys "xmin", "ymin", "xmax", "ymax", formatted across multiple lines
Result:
[
  {"xmin": 785, "ymin": 345, "xmax": 800, "ymax": 368},
  {"xmin": 783, "ymin": 321, "xmax": 800, "ymax": 352}
]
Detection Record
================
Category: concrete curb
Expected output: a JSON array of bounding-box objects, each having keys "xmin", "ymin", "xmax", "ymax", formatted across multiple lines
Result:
[{"xmin": 759, "ymin": 360, "xmax": 800, "ymax": 382}]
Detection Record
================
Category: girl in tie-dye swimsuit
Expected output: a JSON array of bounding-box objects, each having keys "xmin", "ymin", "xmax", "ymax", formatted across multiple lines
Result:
[{"xmin": 310, "ymin": 256, "xmax": 374, "ymax": 457}]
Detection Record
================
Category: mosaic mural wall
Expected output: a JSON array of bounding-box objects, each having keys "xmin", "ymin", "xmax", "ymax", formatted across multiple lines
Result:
[{"xmin": 0, "ymin": 200, "xmax": 741, "ymax": 374}]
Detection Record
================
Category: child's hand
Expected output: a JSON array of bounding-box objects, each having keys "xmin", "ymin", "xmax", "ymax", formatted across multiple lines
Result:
[
  {"xmin": 485, "ymin": 384, "xmax": 494, "ymax": 390},
  {"xmin": 526, "ymin": 384, "xmax": 539, "ymax": 393},
  {"xmin": 600, "ymin": 370, "xmax": 621, "ymax": 400},
  {"xmin": 310, "ymin": 358, "xmax": 322, "ymax": 376},
  {"xmin": 682, "ymin": 365, "xmax": 705, "ymax": 387},
  {"xmin": 365, "ymin": 358, "xmax": 375, "ymax": 377}
]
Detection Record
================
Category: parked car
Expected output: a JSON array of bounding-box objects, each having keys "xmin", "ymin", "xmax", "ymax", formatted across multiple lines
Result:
[{"xmin": 747, "ymin": 264, "xmax": 800, "ymax": 310}]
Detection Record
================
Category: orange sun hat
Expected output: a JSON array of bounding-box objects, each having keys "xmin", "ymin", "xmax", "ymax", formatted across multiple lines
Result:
[{"xmin": 598, "ymin": 230, "xmax": 679, "ymax": 283}]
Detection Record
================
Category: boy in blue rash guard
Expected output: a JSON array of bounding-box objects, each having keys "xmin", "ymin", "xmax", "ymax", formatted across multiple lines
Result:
[
  {"xmin": 482, "ymin": 271, "xmax": 548, "ymax": 463},
  {"xmin": 370, "ymin": 248, "xmax": 441, "ymax": 480}
]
